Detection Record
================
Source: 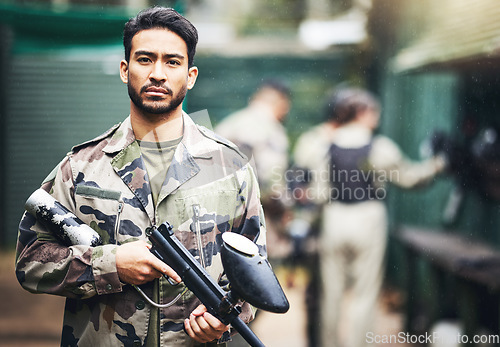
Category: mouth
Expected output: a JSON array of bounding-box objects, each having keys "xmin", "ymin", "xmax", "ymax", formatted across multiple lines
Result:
[{"xmin": 145, "ymin": 86, "xmax": 170, "ymax": 97}]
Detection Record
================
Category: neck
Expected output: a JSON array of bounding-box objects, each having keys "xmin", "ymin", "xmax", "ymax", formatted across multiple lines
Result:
[{"xmin": 130, "ymin": 105, "xmax": 184, "ymax": 142}]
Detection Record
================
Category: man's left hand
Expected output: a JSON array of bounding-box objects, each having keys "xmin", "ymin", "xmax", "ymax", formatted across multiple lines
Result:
[{"xmin": 184, "ymin": 304, "xmax": 229, "ymax": 343}]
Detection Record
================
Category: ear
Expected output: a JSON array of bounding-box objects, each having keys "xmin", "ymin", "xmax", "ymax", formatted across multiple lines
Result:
[
  {"xmin": 187, "ymin": 66, "xmax": 198, "ymax": 90},
  {"xmin": 120, "ymin": 60, "xmax": 129, "ymax": 84}
]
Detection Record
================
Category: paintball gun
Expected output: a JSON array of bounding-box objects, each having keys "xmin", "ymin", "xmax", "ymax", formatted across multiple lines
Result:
[{"xmin": 25, "ymin": 188, "xmax": 289, "ymax": 347}]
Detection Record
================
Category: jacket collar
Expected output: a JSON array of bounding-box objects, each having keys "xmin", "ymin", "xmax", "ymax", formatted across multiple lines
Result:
[
  {"xmin": 105, "ymin": 113, "xmax": 212, "ymax": 222},
  {"xmin": 102, "ymin": 113, "xmax": 213, "ymax": 158}
]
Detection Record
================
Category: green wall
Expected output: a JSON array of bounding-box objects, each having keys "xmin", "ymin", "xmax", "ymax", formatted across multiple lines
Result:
[
  {"xmin": 4, "ymin": 49, "xmax": 130, "ymax": 247},
  {"xmin": 380, "ymin": 72, "xmax": 459, "ymax": 230}
]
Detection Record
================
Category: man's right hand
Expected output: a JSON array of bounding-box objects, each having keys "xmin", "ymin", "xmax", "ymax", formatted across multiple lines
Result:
[{"xmin": 115, "ymin": 240, "xmax": 181, "ymax": 285}]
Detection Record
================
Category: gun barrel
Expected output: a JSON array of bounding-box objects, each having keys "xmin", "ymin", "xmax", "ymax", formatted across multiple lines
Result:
[{"xmin": 231, "ymin": 316, "xmax": 265, "ymax": 347}]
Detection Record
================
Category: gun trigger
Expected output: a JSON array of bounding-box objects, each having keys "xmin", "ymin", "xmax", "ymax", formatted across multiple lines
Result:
[{"xmin": 165, "ymin": 275, "xmax": 180, "ymax": 286}]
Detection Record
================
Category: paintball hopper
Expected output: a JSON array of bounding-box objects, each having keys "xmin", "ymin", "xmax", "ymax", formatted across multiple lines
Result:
[
  {"xmin": 24, "ymin": 188, "xmax": 102, "ymax": 246},
  {"xmin": 221, "ymin": 232, "xmax": 289, "ymax": 313}
]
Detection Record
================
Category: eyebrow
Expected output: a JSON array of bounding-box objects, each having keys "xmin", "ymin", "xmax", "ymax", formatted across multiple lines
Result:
[{"xmin": 133, "ymin": 50, "xmax": 185, "ymax": 60}]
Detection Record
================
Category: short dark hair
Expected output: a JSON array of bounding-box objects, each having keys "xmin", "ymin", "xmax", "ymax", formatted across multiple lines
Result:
[
  {"xmin": 324, "ymin": 87, "xmax": 380, "ymax": 124},
  {"xmin": 123, "ymin": 7, "xmax": 198, "ymax": 67},
  {"xmin": 257, "ymin": 79, "xmax": 291, "ymax": 99}
]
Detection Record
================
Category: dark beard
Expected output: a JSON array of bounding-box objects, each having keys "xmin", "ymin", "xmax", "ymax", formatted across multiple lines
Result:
[{"xmin": 128, "ymin": 82, "xmax": 187, "ymax": 115}]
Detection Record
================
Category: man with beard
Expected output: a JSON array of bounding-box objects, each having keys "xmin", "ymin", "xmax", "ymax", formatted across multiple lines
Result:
[{"xmin": 15, "ymin": 7, "xmax": 266, "ymax": 347}]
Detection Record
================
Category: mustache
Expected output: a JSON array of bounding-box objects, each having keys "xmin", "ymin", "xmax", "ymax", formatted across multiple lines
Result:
[{"xmin": 140, "ymin": 83, "xmax": 173, "ymax": 94}]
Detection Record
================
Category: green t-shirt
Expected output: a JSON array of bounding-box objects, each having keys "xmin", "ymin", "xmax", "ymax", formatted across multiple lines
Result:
[{"xmin": 137, "ymin": 137, "xmax": 182, "ymax": 207}]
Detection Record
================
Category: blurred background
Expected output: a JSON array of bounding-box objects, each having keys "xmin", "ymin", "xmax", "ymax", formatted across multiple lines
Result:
[{"xmin": 2, "ymin": 0, "xmax": 500, "ymax": 346}]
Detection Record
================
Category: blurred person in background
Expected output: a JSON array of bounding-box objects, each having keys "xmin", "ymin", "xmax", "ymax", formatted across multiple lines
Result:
[
  {"xmin": 15, "ymin": 7, "xmax": 266, "ymax": 346},
  {"xmin": 215, "ymin": 80, "xmax": 293, "ymax": 267},
  {"xmin": 291, "ymin": 87, "xmax": 447, "ymax": 347}
]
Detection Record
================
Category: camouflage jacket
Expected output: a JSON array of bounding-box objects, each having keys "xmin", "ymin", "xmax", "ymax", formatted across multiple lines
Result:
[{"xmin": 15, "ymin": 114, "xmax": 266, "ymax": 347}]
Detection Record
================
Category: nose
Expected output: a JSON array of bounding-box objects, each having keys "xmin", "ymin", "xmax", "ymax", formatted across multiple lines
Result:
[{"xmin": 149, "ymin": 61, "xmax": 167, "ymax": 82}]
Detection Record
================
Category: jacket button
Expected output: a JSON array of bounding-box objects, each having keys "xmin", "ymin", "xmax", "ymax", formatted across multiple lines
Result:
[
  {"xmin": 105, "ymin": 283, "xmax": 113, "ymax": 291},
  {"xmin": 135, "ymin": 300, "xmax": 146, "ymax": 310}
]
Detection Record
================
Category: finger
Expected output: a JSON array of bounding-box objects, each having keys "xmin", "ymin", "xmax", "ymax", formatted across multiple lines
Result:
[
  {"xmin": 162, "ymin": 266, "xmax": 182, "ymax": 283},
  {"xmin": 191, "ymin": 305, "xmax": 207, "ymax": 317},
  {"xmin": 194, "ymin": 315, "xmax": 222, "ymax": 342},
  {"xmin": 185, "ymin": 315, "xmax": 209, "ymax": 343},
  {"xmin": 133, "ymin": 267, "xmax": 163, "ymax": 285},
  {"xmin": 193, "ymin": 315, "xmax": 225, "ymax": 342},
  {"xmin": 148, "ymin": 256, "xmax": 181, "ymax": 283},
  {"xmin": 148, "ymin": 268, "xmax": 163, "ymax": 280},
  {"xmin": 184, "ymin": 318, "xmax": 197, "ymax": 341},
  {"xmin": 202, "ymin": 312, "xmax": 229, "ymax": 333}
]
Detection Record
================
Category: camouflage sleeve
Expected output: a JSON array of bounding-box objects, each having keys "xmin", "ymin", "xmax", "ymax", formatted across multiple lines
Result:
[
  {"xmin": 15, "ymin": 156, "xmax": 123, "ymax": 299},
  {"xmin": 232, "ymin": 162, "xmax": 267, "ymax": 256}
]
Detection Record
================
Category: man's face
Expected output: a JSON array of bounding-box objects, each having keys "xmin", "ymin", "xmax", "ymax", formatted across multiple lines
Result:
[{"xmin": 120, "ymin": 28, "xmax": 198, "ymax": 117}]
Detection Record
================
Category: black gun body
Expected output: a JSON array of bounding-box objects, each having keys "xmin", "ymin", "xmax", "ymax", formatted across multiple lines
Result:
[{"xmin": 148, "ymin": 223, "xmax": 265, "ymax": 347}]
